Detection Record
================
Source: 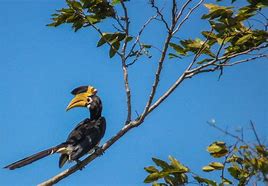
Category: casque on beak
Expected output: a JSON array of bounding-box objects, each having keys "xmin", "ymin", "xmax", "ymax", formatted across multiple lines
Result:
[{"xmin": 66, "ymin": 86, "xmax": 97, "ymax": 111}]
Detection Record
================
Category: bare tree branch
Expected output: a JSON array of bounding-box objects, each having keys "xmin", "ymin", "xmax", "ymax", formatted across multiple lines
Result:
[
  {"xmin": 215, "ymin": 54, "xmax": 268, "ymax": 67},
  {"xmin": 175, "ymin": 0, "xmax": 192, "ymax": 23},
  {"xmin": 250, "ymin": 121, "xmax": 263, "ymax": 148},
  {"xmin": 127, "ymin": 14, "xmax": 158, "ymax": 59},
  {"xmin": 149, "ymin": 0, "xmax": 170, "ymax": 31},
  {"xmin": 114, "ymin": 15, "xmax": 126, "ymax": 32},
  {"xmin": 209, "ymin": 122, "xmax": 251, "ymax": 148},
  {"xmin": 139, "ymin": 33, "xmax": 173, "ymax": 121},
  {"xmin": 147, "ymin": 71, "xmax": 187, "ymax": 114},
  {"xmin": 187, "ymin": 44, "xmax": 268, "ymax": 75},
  {"xmin": 120, "ymin": 0, "xmax": 132, "ymax": 124},
  {"xmin": 173, "ymin": 0, "xmax": 204, "ymax": 35},
  {"xmin": 148, "ymin": 44, "xmax": 268, "ymax": 114},
  {"xmin": 139, "ymin": 0, "xmax": 191, "ymax": 122},
  {"xmin": 38, "ymin": 121, "xmax": 139, "ymax": 186}
]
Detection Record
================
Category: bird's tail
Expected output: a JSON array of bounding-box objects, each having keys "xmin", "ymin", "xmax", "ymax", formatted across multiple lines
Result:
[{"xmin": 4, "ymin": 143, "xmax": 66, "ymax": 170}]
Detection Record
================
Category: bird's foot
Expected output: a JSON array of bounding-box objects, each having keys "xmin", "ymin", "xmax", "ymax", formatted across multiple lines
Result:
[
  {"xmin": 95, "ymin": 146, "xmax": 104, "ymax": 156},
  {"xmin": 75, "ymin": 160, "xmax": 85, "ymax": 171}
]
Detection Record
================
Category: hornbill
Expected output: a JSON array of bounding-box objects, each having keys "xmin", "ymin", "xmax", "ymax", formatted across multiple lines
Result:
[{"xmin": 4, "ymin": 85, "xmax": 106, "ymax": 170}]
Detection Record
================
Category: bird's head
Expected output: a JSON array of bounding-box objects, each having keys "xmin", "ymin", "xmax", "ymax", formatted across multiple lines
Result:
[{"xmin": 66, "ymin": 85, "xmax": 100, "ymax": 112}]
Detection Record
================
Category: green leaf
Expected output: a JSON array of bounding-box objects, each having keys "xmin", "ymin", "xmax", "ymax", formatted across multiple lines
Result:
[
  {"xmin": 65, "ymin": 15, "xmax": 76, "ymax": 23},
  {"xmin": 141, "ymin": 44, "xmax": 152, "ymax": 48},
  {"xmin": 193, "ymin": 176, "xmax": 217, "ymax": 186},
  {"xmin": 228, "ymin": 166, "xmax": 241, "ymax": 179},
  {"xmin": 222, "ymin": 177, "xmax": 232, "ymax": 185},
  {"xmin": 227, "ymin": 154, "xmax": 243, "ymax": 164},
  {"xmin": 111, "ymin": 0, "xmax": 121, "ymax": 5},
  {"xmin": 168, "ymin": 156, "xmax": 180, "ymax": 169},
  {"xmin": 168, "ymin": 156, "xmax": 189, "ymax": 173},
  {"xmin": 209, "ymin": 162, "xmax": 224, "ymax": 170},
  {"xmin": 207, "ymin": 141, "xmax": 228, "ymax": 158},
  {"xmin": 109, "ymin": 40, "xmax": 120, "ymax": 58},
  {"xmin": 47, "ymin": 22, "xmax": 58, "ymax": 27},
  {"xmin": 164, "ymin": 175, "xmax": 176, "ymax": 185},
  {"xmin": 117, "ymin": 33, "xmax": 126, "ymax": 41},
  {"xmin": 144, "ymin": 172, "xmax": 160, "ymax": 183},
  {"xmin": 72, "ymin": 19, "xmax": 84, "ymax": 32},
  {"xmin": 126, "ymin": 36, "xmax": 133, "ymax": 42},
  {"xmin": 70, "ymin": 1, "xmax": 82, "ymax": 10},
  {"xmin": 202, "ymin": 31, "xmax": 218, "ymax": 42},
  {"xmin": 169, "ymin": 43, "xmax": 186, "ymax": 55},
  {"xmin": 216, "ymin": 38, "xmax": 224, "ymax": 45},
  {"xmin": 152, "ymin": 183, "xmax": 168, "ymax": 186},
  {"xmin": 202, "ymin": 4, "xmax": 233, "ymax": 20},
  {"xmin": 152, "ymin": 158, "xmax": 170, "ymax": 169},
  {"xmin": 202, "ymin": 165, "xmax": 215, "ymax": 172},
  {"xmin": 144, "ymin": 166, "xmax": 159, "ymax": 173},
  {"xmin": 86, "ymin": 16, "xmax": 100, "ymax": 24},
  {"xmin": 168, "ymin": 53, "xmax": 181, "ymax": 59},
  {"xmin": 236, "ymin": 34, "xmax": 252, "ymax": 45},
  {"xmin": 204, "ymin": 4, "xmax": 221, "ymax": 10},
  {"xmin": 97, "ymin": 33, "xmax": 115, "ymax": 47}
]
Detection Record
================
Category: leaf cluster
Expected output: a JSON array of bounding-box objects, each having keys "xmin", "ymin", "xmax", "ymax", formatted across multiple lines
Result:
[
  {"xmin": 48, "ymin": 0, "xmax": 116, "ymax": 31},
  {"xmin": 169, "ymin": 1, "xmax": 268, "ymax": 65},
  {"xmin": 97, "ymin": 32, "xmax": 133, "ymax": 58},
  {"xmin": 201, "ymin": 141, "xmax": 268, "ymax": 185},
  {"xmin": 144, "ymin": 140, "xmax": 268, "ymax": 186},
  {"xmin": 144, "ymin": 156, "xmax": 189, "ymax": 186},
  {"xmin": 225, "ymin": 144, "xmax": 268, "ymax": 185}
]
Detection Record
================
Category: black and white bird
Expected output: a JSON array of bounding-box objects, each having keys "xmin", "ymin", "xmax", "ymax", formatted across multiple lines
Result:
[{"xmin": 4, "ymin": 86, "xmax": 106, "ymax": 170}]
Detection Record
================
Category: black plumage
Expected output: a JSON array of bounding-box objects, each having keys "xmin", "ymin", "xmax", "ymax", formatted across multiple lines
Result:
[
  {"xmin": 4, "ymin": 92, "xmax": 106, "ymax": 170},
  {"xmin": 58, "ymin": 115, "xmax": 106, "ymax": 167}
]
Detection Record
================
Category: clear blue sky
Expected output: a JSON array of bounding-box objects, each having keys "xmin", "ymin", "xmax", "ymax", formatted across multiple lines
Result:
[{"xmin": 0, "ymin": 0, "xmax": 267, "ymax": 185}]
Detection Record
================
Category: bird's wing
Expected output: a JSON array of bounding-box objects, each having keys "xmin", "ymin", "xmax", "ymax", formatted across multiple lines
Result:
[{"xmin": 59, "ymin": 117, "xmax": 106, "ymax": 165}]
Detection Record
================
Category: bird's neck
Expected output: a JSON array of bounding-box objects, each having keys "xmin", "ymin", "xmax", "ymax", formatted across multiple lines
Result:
[{"xmin": 90, "ymin": 108, "xmax": 102, "ymax": 120}]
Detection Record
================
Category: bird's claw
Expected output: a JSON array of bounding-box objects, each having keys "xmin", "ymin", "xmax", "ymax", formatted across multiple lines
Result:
[
  {"xmin": 95, "ymin": 146, "xmax": 104, "ymax": 156},
  {"xmin": 75, "ymin": 160, "xmax": 85, "ymax": 171}
]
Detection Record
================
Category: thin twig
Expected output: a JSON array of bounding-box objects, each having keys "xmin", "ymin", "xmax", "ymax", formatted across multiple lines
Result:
[
  {"xmin": 221, "ymin": 142, "xmax": 239, "ymax": 181},
  {"xmin": 126, "ymin": 54, "xmax": 140, "ymax": 67},
  {"xmin": 174, "ymin": 0, "xmax": 192, "ymax": 23},
  {"xmin": 187, "ymin": 44, "xmax": 268, "ymax": 75},
  {"xmin": 114, "ymin": 15, "xmax": 126, "ymax": 32},
  {"xmin": 149, "ymin": 0, "xmax": 170, "ymax": 31},
  {"xmin": 214, "ymin": 54, "xmax": 268, "ymax": 67},
  {"xmin": 187, "ymin": 28, "xmax": 214, "ymax": 70},
  {"xmin": 210, "ymin": 124, "xmax": 244, "ymax": 144},
  {"xmin": 173, "ymin": 0, "xmax": 204, "ymax": 35},
  {"xmin": 126, "ymin": 14, "xmax": 158, "ymax": 59},
  {"xmin": 250, "ymin": 121, "xmax": 263, "ymax": 148}
]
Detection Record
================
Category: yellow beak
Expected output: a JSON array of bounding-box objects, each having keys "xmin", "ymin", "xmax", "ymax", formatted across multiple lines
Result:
[{"xmin": 66, "ymin": 93, "xmax": 89, "ymax": 111}]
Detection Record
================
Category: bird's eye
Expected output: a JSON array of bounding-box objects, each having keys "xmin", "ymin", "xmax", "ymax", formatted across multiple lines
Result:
[{"xmin": 87, "ymin": 97, "xmax": 93, "ymax": 103}]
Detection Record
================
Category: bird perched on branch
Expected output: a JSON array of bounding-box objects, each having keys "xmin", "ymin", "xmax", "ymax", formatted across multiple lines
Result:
[{"xmin": 4, "ymin": 85, "xmax": 106, "ymax": 170}]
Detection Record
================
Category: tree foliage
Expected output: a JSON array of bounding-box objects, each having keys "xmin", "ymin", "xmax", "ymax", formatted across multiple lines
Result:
[{"xmin": 144, "ymin": 122, "xmax": 268, "ymax": 186}]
